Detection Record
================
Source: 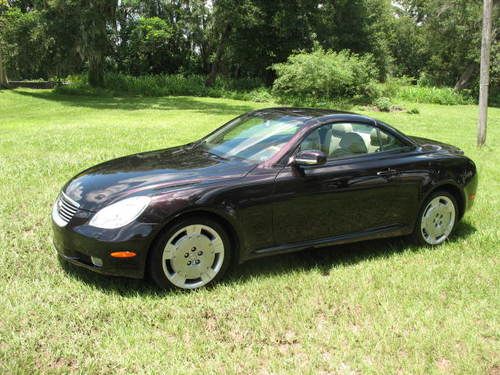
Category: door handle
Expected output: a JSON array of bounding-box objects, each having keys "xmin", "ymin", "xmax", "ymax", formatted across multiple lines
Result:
[{"xmin": 377, "ymin": 168, "xmax": 399, "ymax": 177}]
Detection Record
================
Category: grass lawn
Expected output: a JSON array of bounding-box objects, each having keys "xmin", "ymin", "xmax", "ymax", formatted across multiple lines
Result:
[{"xmin": 0, "ymin": 89, "xmax": 499, "ymax": 374}]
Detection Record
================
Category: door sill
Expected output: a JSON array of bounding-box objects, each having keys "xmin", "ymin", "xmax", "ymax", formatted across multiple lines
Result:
[{"xmin": 250, "ymin": 224, "xmax": 409, "ymax": 259}]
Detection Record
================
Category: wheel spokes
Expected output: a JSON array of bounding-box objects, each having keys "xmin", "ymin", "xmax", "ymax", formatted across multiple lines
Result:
[
  {"xmin": 186, "ymin": 225, "xmax": 202, "ymax": 235},
  {"xmin": 163, "ymin": 243, "xmax": 177, "ymax": 260},
  {"xmin": 211, "ymin": 237, "xmax": 224, "ymax": 254},
  {"xmin": 201, "ymin": 269, "xmax": 217, "ymax": 283},
  {"xmin": 170, "ymin": 273, "xmax": 186, "ymax": 286}
]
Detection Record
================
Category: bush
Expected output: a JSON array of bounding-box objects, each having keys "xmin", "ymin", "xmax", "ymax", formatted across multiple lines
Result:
[
  {"xmin": 272, "ymin": 48, "xmax": 378, "ymax": 101},
  {"xmin": 407, "ymin": 107, "xmax": 420, "ymax": 114},
  {"xmin": 373, "ymin": 97, "xmax": 392, "ymax": 112}
]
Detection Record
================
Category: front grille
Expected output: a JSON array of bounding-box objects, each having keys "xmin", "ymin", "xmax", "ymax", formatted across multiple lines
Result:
[{"xmin": 55, "ymin": 192, "xmax": 80, "ymax": 225}]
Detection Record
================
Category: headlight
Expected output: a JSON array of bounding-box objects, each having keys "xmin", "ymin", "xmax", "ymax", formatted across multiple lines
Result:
[{"xmin": 89, "ymin": 196, "xmax": 151, "ymax": 229}]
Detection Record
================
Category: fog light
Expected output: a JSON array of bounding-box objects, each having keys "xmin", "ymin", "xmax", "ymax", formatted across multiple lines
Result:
[
  {"xmin": 91, "ymin": 256, "xmax": 103, "ymax": 267},
  {"xmin": 110, "ymin": 251, "xmax": 137, "ymax": 258}
]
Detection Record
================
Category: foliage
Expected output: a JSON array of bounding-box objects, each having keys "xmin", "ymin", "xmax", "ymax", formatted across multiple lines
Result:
[
  {"xmin": 0, "ymin": 0, "xmax": 402, "ymax": 85},
  {"xmin": 0, "ymin": 8, "xmax": 50, "ymax": 80},
  {"xmin": 122, "ymin": 17, "xmax": 175, "ymax": 75},
  {"xmin": 58, "ymin": 71, "xmax": 483, "ymax": 108},
  {"xmin": 388, "ymin": 13, "xmax": 428, "ymax": 79},
  {"xmin": 0, "ymin": 90, "xmax": 499, "ymax": 373},
  {"xmin": 1, "ymin": 0, "xmax": 497, "ymax": 102},
  {"xmin": 373, "ymin": 96, "xmax": 393, "ymax": 112},
  {"xmin": 57, "ymin": 73, "xmax": 267, "ymax": 100},
  {"xmin": 0, "ymin": 0, "xmax": 500, "ymax": 105},
  {"xmin": 77, "ymin": 0, "xmax": 118, "ymax": 87},
  {"xmin": 376, "ymin": 76, "xmax": 414, "ymax": 98},
  {"xmin": 396, "ymin": 85, "xmax": 475, "ymax": 105},
  {"xmin": 392, "ymin": 0, "xmax": 500, "ymax": 95},
  {"xmin": 272, "ymin": 48, "xmax": 378, "ymax": 101}
]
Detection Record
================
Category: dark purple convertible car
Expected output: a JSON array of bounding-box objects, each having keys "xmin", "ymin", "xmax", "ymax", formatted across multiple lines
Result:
[{"xmin": 52, "ymin": 108, "xmax": 477, "ymax": 290}]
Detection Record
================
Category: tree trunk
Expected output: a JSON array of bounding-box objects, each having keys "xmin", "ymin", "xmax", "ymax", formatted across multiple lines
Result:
[
  {"xmin": 88, "ymin": 53, "xmax": 104, "ymax": 87},
  {"xmin": 454, "ymin": 63, "xmax": 476, "ymax": 90},
  {"xmin": 477, "ymin": 0, "xmax": 493, "ymax": 147},
  {"xmin": 206, "ymin": 23, "xmax": 231, "ymax": 87},
  {"xmin": 0, "ymin": 52, "xmax": 8, "ymax": 88}
]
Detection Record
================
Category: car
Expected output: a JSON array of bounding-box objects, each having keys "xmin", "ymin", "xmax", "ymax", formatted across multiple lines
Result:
[{"xmin": 52, "ymin": 107, "xmax": 478, "ymax": 290}]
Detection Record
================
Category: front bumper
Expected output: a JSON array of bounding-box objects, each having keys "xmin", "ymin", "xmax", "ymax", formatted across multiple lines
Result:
[{"xmin": 52, "ymin": 217, "xmax": 159, "ymax": 279}]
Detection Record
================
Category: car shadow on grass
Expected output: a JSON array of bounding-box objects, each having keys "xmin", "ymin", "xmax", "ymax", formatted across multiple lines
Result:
[
  {"xmin": 12, "ymin": 89, "xmax": 259, "ymax": 114},
  {"xmin": 59, "ymin": 221, "xmax": 476, "ymax": 297}
]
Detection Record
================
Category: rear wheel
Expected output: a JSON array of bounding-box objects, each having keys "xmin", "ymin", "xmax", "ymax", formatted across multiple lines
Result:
[
  {"xmin": 412, "ymin": 191, "xmax": 458, "ymax": 246},
  {"xmin": 149, "ymin": 217, "xmax": 232, "ymax": 290}
]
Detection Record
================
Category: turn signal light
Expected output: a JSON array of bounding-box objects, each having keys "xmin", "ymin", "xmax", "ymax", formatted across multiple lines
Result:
[{"xmin": 110, "ymin": 251, "xmax": 137, "ymax": 258}]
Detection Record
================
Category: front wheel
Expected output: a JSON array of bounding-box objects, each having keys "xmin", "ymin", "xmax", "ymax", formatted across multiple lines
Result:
[
  {"xmin": 412, "ymin": 191, "xmax": 458, "ymax": 246},
  {"xmin": 149, "ymin": 217, "xmax": 232, "ymax": 290}
]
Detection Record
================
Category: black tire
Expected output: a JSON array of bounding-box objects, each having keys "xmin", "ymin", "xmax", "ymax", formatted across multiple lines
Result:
[
  {"xmin": 411, "ymin": 190, "xmax": 458, "ymax": 246},
  {"xmin": 148, "ymin": 217, "xmax": 233, "ymax": 290}
]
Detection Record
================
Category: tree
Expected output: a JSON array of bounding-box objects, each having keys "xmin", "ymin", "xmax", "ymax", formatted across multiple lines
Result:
[
  {"xmin": 205, "ymin": 0, "xmax": 260, "ymax": 86},
  {"xmin": 76, "ymin": 0, "xmax": 118, "ymax": 87},
  {"xmin": 115, "ymin": 0, "xmax": 210, "ymax": 75},
  {"xmin": 313, "ymin": 0, "xmax": 394, "ymax": 80},
  {"xmin": 126, "ymin": 17, "xmax": 174, "ymax": 74},
  {"xmin": 395, "ymin": 0, "xmax": 484, "ymax": 88},
  {"xmin": 477, "ymin": 0, "xmax": 494, "ymax": 147},
  {"xmin": 0, "ymin": 8, "xmax": 51, "ymax": 80},
  {"xmin": 0, "ymin": 0, "xmax": 10, "ymax": 86},
  {"xmin": 41, "ymin": 1, "xmax": 84, "ymax": 78},
  {"xmin": 0, "ymin": 53, "xmax": 7, "ymax": 87}
]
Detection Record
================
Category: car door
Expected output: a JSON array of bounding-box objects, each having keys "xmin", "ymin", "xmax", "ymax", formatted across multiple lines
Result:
[{"xmin": 272, "ymin": 121, "xmax": 420, "ymax": 245}]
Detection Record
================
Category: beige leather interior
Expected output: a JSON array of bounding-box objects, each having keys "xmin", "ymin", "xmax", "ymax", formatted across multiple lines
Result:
[
  {"xmin": 328, "ymin": 123, "xmax": 353, "ymax": 155},
  {"xmin": 331, "ymin": 132, "xmax": 368, "ymax": 157},
  {"xmin": 301, "ymin": 123, "xmax": 397, "ymax": 158}
]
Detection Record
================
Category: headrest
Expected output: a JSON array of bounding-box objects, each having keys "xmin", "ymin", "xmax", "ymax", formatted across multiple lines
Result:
[
  {"xmin": 332, "ymin": 123, "xmax": 353, "ymax": 136},
  {"xmin": 339, "ymin": 132, "xmax": 367, "ymax": 154}
]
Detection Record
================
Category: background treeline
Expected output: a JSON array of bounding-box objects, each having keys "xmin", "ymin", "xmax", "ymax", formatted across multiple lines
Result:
[{"xmin": 0, "ymin": 0, "xmax": 498, "ymax": 104}]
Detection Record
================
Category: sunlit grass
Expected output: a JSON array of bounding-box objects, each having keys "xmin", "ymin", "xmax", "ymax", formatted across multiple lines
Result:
[{"xmin": 0, "ymin": 89, "xmax": 498, "ymax": 373}]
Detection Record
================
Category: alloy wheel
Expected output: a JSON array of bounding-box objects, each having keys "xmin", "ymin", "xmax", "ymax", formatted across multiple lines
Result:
[
  {"xmin": 161, "ymin": 224, "xmax": 225, "ymax": 289},
  {"xmin": 420, "ymin": 195, "xmax": 456, "ymax": 245}
]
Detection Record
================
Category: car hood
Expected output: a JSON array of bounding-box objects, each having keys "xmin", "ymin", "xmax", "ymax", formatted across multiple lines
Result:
[
  {"xmin": 410, "ymin": 136, "xmax": 464, "ymax": 155},
  {"xmin": 63, "ymin": 145, "xmax": 256, "ymax": 211}
]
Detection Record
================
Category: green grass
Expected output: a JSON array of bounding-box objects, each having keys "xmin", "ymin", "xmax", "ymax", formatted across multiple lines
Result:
[{"xmin": 0, "ymin": 89, "xmax": 499, "ymax": 374}]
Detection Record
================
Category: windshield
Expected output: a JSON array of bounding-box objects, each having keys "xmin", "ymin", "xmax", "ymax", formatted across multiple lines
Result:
[{"xmin": 200, "ymin": 113, "xmax": 306, "ymax": 162}]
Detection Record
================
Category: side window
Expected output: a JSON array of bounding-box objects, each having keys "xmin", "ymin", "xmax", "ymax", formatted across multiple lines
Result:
[
  {"xmin": 299, "ymin": 127, "xmax": 325, "ymax": 153},
  {"xmin": 374, "ymin": 128, "xmax": 406, "ymax": 152},
  {"xmin": 299, "ymin": 122, "xmax": 407, "ymax": 160}
]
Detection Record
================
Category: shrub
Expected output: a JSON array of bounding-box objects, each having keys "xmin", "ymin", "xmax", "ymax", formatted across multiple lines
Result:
[
  {"xmin": 374, "ymin": 97, "xmax": 392, "ymax": 112},
  {"xmin": 272, "ymin": 48, "xmax": 378, "ymax": 101},
  {"xmin": 407, "ymin": 107, "xmax": 420, "ymax": 114}
]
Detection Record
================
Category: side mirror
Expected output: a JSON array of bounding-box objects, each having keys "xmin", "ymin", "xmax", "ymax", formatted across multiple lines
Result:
[{"xmin": 293, "ymin": 150, "xmax": 327, "ymax": 166}]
